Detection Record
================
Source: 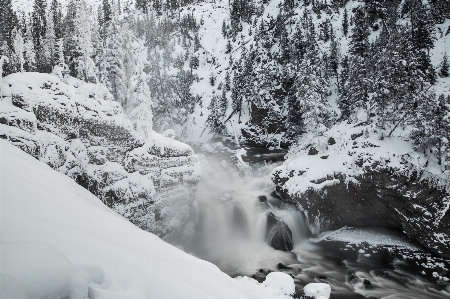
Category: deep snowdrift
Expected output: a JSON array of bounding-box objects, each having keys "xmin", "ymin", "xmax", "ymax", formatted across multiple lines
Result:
[{"xmin": 0, "ymin": 140, "xmax": 294, "ymax": 299}]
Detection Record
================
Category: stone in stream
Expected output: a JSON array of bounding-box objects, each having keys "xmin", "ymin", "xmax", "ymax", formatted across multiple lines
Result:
[
  {"xmin": 258, "ymin": 195, "xmax": 267, "ymax": 203},
  {"xmin": 277, "ymin": 263, "xmax": 289, "ymax": 270},
  {"xmin": 266, "ymin": 212, "xmax": 294, "ymax": 251},
  {"xmin": 363, "ymin": 279, "xmax": 372, "ymax": 289}
]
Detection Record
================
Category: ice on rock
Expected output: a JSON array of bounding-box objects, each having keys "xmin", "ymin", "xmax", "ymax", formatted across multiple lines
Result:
[
  {"xmin": 262, "ymin": 272, "xmax": 295, "ymax": 296},
  {"xmin": 303, "ymin": 283, "xmax": 331, "ymax": 299}
]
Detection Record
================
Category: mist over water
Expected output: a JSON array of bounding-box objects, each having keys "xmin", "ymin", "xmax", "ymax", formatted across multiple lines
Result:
[{"xmin": 181, "ymin": 150, "xmax": 450, "ymax": 298}]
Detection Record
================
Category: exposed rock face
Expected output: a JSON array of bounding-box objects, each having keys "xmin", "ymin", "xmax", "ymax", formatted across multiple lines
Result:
[
  {"xmin": 272, "ymin": 121, "xmax": 450, "ymax": 259},
  {"xmin": 266, "ymin": 212, "xmax": 293, "ymax": 252},
  {"xmin": 274, "ymin": 170, "xmax": 450, "ymax": 258},
  {"xmin": 0, "ymin": 73, "xmax": 201, "ymax": 239}
]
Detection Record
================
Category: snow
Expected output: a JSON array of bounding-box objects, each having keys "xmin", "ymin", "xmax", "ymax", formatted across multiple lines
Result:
[
  {"xmin": 0, "ymin": 274, "xmax": 29, "ymax": 299},
  {"xmin": 303, "ymin": 283, "xmax": 331, "ymax": 299},
  {"xmin": 0, "ymin": 140, "xmax": 295, "ymax": 299},
  {"xmin": 311, "ymin": 227, "xmax": 422, "ymax": 250},
  {"xmin": 1, "ymin": 242, "xmax": 88, "ymax": 299},
  {"xmin": 273, "ymin": 121, "xmax": 449, "ymax": 198},
  {"xmin": 261, "ymin": 272, "xmax": 295, "ymax": 296}
]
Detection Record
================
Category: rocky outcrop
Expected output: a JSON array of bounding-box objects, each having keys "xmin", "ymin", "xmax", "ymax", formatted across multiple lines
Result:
[
  {"xmin": 0, "ymin": 73, "xmax": 201, "ymax": 239},
  {"xmin": 272, "ymin": 122, "xmax": 450, "ymax": 259},
  {"xmin": 274, "ymin": 169, "xmax": 450, "ymax": 258}
]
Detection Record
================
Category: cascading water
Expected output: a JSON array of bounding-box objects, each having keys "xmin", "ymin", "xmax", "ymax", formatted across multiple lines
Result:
[
  {"xmin": 186, "ymin": 151, "xmax": 309, "ymax": 276},
  {"xmin": 180, "ymin": 148, "xmax": 450, "ymax": 298}
]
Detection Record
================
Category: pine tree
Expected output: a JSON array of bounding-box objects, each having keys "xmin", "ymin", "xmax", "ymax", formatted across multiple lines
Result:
[
  {"xmin": 23, "ymin": 19, "xmax": 36, "ymax": 71},
  {"xmin": 50, "ymin": 0, "xmax": 63, "ymax": 39},
  {"xmin": 66, "ymin": 0, "xmax": 98, "ymax": 82},
  {"xmin": 342, "ymin": 7, "xmax": 348, "ymax": 36},
  {"xmin": 101, "ymin": 0, "xmax": 112, "ymax": 39},
  {"xmin": 43, "ymin": 8, "xmax": 57, "ymax": 72},
  {"xmin": 295, "ymin": 46, "xmax": 330, "ymax": 136},
  {"xmin": 225, "ymin": 70, "xmax": 231, "ymax": 91},
  {"xmin": 435, "ymin": 94, "xmax": 450, "ymax": 166},
  {"xmin": 207, "ymin": 90, "xmax": 227, "ymax": 134},
  {"xmin": 349, "ymin": 7, "xmax": 369, "ymax": 57},
  {"xmin": 440, "ymin": 53, "xmax": 449, "ymax": 77},
  {"xmin": 12, "ymin": 28, "xmax": 25, "ymax": 72},
  {"xmin": 127, "ymin": 72, "xmax": 153, "ymax": 137},
  {"xmin": 410, "ymin": 0, "xmax": 435, "ymax": 53},
  {"xmin": 32, "ymin": 0, "xmax": 47, "ymax": 72},
  {"xmin": 222, "ymin": 20, "xmax": 227, "ymax": 37},
  {"xmin": 0, "ymin": 0, "xmax": 19, "ymax": 49}
]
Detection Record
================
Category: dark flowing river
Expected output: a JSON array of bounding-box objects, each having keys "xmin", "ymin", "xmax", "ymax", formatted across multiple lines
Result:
[{"xmin": 178, "ymin": 146, "xmax": 450, "ymax": 299}]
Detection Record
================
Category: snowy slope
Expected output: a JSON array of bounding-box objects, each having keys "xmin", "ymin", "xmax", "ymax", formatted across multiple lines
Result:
[{"xmin": 0, "ymin": 139, "xmax": 295, "ymax": 299}]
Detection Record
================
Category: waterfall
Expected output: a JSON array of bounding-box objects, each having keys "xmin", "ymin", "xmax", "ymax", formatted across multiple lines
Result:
[{"xmin": 185, "ymin": 153, "xmax": 310, "ymax": 275}]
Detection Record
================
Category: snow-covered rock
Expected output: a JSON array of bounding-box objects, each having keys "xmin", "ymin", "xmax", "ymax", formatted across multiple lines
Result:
[
  {"xmin": 272, "ymin": 122, "xmax": 450, "ymax": 258},
  {"xmin": 0, "ymin": 73, "xmax": 201, "ymax": 239},
  {"xmin": 303, "ymin": 283, "xmax": 331, "ymax": 299},
  {"xmin": 261, "ymin": 272, "xmax": 295, "ymax": 296}
]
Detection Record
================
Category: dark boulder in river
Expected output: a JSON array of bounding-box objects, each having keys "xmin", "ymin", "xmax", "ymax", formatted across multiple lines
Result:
[{"xmin": 266, "ymin": 212, "xmax": 294, "ymax": 251}]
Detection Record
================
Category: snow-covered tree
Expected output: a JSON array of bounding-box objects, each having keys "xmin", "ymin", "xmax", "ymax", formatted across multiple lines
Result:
[
  {"xmin": 128, "ymin": 72, "xmax": 153, "ymax": 137},
  {"xmin": 295, "ymin": 49, "xmax": 330, "ymax": 136},
  {"xmin": 71, "ymin": 0, "xmax": 98, "ymax": 82},
  {"xmin": 12, "ymin": 28, "xmax": 25, "ymax": 72}
]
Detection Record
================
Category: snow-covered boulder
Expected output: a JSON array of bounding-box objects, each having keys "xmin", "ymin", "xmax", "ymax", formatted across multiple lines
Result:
[
  {"xmin": 272, "ymin": 122, "xmax": 450, "ymax": 258},
  {"xmin": 261, "ymin": 272, "xmax": 295, "ymax": 296},
  {"xmin": 303, "ymin": 283, "xmax": 331, "ymax": 299},
  {"xmin": 0, "ymin": 73, "xmax": 201, "ymax": 239}
]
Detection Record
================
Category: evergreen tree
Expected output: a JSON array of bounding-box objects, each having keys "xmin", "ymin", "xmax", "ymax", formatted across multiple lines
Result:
[
  {"xmin": 23, "ymin": 19, "xmax": 36, "ymax": 71},
  {"xmin": 32, "ymin": 0, "xmax": 48, "ymax": 72},
  {"xmin": 440, "ymin": 53, "xmax": 449, "ymax": 77},
  {"xmin": 349, "ymin": 7, "xmax": 369, "ymax": 57},
  {"xmin": 135, "ymin": 0, "xmax": 150, "ymax": 14},
  {"xmin": 127, "ymin": 72, "xmax": 153, "ymax": 137},
  {"xmin": 295, "ymin": 46, "xmax": 330, "ymax": 136},
  {"xmin": 207, "ymin": 89, "xmax": 227, "ymax": 134},
  {"xmin": 342, "ymin": 7, "xmax": 348, "ymax": 36},
  {"xmin": 12, "ymin": 28, "xmax": 25, "ymax": 72},
  {"xmin": 0, "ymin": 0, "xmax": 19, "ymax": 49},
  {"xmin": 50, "ymin": 0, "xmax": 63, "ymax": 39},
  {"xmin": 410, "ymin": 0, "xmax": 435, "ymax": 53},
  {"xmin": 65, "ymin": 0, "xmax": 98, "ymax": 82},
  {"xmin": 341, "ymin": 55, "xmax": 368, "ymax": 119},
  {"xmin": 43, "ymin": 8, "xmax": 57, "ymax": 72}
]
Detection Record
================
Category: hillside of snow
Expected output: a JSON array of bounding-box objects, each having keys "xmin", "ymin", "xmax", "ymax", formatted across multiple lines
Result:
[{"xmin": 0, "ymin": 140, "xmax": 299, "ymax": 299}]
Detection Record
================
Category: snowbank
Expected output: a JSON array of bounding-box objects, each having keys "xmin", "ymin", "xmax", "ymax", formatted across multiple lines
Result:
[{"xmin": 0, "ymin": 140, "xmax": 295, "ymax": 299}]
